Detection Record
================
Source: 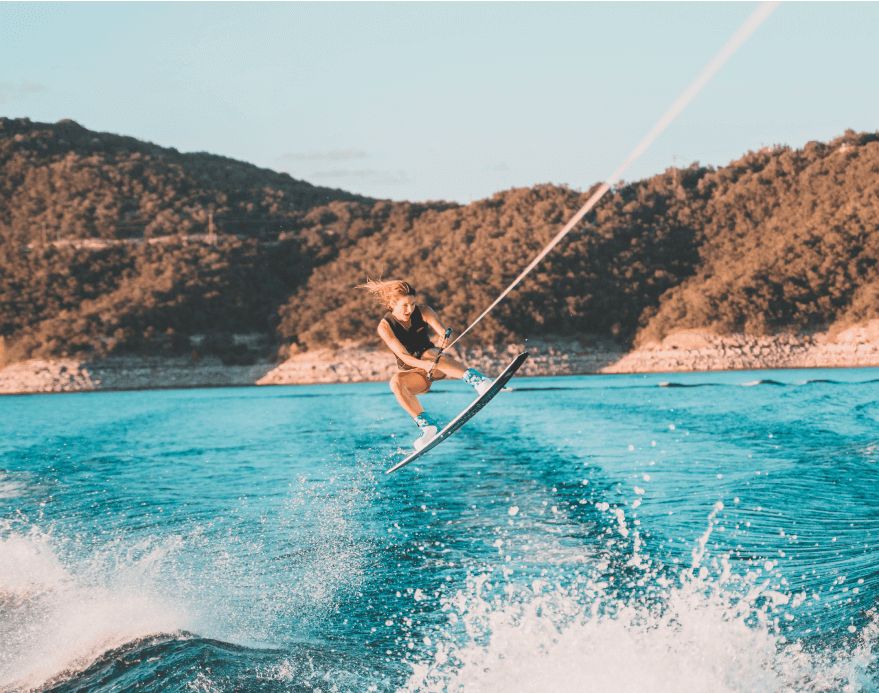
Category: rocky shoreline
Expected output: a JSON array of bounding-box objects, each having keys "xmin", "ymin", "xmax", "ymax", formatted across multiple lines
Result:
[
  {"xmin": 603, "ymin": 321, "xmax": 879, "ymax": 374},
  {"xmin": 1, "ymin": 322, "xmax": 878, "ymax": 396}
]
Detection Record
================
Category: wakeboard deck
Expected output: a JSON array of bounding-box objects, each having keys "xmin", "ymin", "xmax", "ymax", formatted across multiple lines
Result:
[{"xmin": 385, "ymin": 351, "xmax": 529, "ymax": 474}]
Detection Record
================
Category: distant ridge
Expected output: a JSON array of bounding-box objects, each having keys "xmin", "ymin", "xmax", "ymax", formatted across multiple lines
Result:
[
  {"xmin": 0, "ymin": 116, "xmax": 378, "ymax": 243},
  {"xmin": 1, "ymin": 117, "xmax": 878, "ymax": 363},
  {"xmin": 0, "ymin": 118, "xmax": 454, "ymax": 361}
]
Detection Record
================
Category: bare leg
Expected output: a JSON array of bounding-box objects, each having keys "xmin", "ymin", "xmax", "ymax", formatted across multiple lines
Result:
[{"xmin": 390, "ymin": 371, "xmax": 432, "ymax": 418}]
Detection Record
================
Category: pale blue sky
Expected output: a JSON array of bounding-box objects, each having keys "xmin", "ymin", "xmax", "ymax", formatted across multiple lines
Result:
[{"xmin": 1, "ymin": 2, "xmax": 877, "ymax": 203}]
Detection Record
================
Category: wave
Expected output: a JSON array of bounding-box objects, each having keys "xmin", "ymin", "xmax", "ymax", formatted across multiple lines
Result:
[
  {"xmin": 401, "ymin": 501, "xmax": 879, "ymax": 693},
  {"xmin": 404, "ymin": 573, "xmax": 879, "ymax": 693},
  {"xmin": 12, "ymin": 630, "xmax": 387, "ymax": 693},
  {"xmin": 0, "ymin": 465, "xmax": 380, "ymax": 693},
  {"xmin": 35, "ymin": 634, "xmax": 376, "ymax": 693},
  {"xmin": 4, "ymin": 498, "xmax": 878, "ymax": 693},
  {"xmin": 0, "ymin": 525, "xmax": 184, "ymax": 693},
  {"xmin": 0, "ymin": 524, "xmax": 368, "ymax": 693}
]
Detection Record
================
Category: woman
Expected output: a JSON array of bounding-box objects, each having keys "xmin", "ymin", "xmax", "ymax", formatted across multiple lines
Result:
[{"xmin": 359, "ymin": 279, "xmax": 494, "ymax": 449}]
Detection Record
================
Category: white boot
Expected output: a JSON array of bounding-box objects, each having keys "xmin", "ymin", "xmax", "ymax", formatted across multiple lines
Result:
[
  {"xmin": 463, "ymin": 368, "xmax": 493, "ymax": 396},
  {"xmin": 474, "ymin": 378, "xmax": 494, "ymax": 396},
  {"xmin": 413, "ymin": 413, "xmax": 440, "ymax": 450}
]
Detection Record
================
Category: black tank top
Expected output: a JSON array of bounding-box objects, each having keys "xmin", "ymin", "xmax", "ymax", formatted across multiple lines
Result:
[{"xmin": 383, "ymin": 306, "xmax": 434, "ymax": 366}]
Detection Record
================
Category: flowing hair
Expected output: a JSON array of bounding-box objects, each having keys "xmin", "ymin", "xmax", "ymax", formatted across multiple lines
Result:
[{"xmin": 357, "ymin": 278, "xmax": 416, "ymax": 308}]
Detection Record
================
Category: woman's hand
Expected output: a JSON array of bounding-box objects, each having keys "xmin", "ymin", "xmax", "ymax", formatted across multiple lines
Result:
[{"xmin": 419, "ymin": 357, "xmax": 438, "ymax": 371}]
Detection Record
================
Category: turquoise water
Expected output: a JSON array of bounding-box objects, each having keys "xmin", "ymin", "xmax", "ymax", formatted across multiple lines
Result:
[{"xmin": 1, "ymin": 368, "xmax": 878, "ymax": 692}]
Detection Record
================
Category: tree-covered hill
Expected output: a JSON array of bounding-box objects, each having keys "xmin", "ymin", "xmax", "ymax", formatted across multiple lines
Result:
[
  {"xmin": 636, "ymin": 131, "xmax": 879, "ymax": 344},
  {"xmin": 0, "ymin": 116, "xmax": 377, "ymax": 242},
  {"xmin": 0, "ymin": 118, "xmax": 454, "ymax": 361},
  {"xmin": 1, "ymin": 117, "xmax": 877, "ymax": 363},
  {"xmin": 280, "ymin": 129, "xmax": 879, "ymax": 349},
  {"xmin": 278, "ymin": 179, "xmax": 703, "ymax": 348}
]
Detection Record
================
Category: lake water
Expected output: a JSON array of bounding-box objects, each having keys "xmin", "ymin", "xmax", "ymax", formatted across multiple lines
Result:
[{"xmin": 2, "ymin": 367, "xmax": 878, "ymax": 692}]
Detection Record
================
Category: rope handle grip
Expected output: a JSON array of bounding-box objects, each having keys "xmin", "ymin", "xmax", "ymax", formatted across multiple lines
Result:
[{"xmin": 427, "ymin": 328, "xmax": 453, "ymax": 381}]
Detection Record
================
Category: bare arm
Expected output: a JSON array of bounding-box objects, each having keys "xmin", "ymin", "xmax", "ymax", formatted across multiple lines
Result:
[{"xmin": 419, "ymin": 306, "xmax": 450, "ymax": 341}]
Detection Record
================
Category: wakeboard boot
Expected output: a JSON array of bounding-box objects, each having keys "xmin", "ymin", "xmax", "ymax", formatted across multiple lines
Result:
[
  {"xmin": 413, "ymin": 412, "xmax": 441, "ymax": 451},
  {"xmin": 463, "ymin": 368, "xmax": 493, "ymax": 396}
]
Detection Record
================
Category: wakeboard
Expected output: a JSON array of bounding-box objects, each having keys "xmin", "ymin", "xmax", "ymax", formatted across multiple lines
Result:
[{"xmin": 385, "ymin": 351, "xmax": 529, "ymax": 474}]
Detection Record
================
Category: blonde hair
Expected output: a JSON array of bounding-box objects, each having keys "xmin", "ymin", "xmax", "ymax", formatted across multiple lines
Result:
[{"xmin": 357, "ymin": 278, "xmax": 416, "ymax": 308}]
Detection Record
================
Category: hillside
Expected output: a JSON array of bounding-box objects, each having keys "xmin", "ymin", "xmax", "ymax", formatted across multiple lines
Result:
[
  {"xmin": 1, "ymin": 117, "xmax": 878, "ymax": 363},
  {"xmin": 280, "ymin": 130, "xmax": 879, "ymax": 349},
  {"xmin": 0, "ymin": 117, "xmax": 454, "ymax": 361},
  {"xmin": 0, "ymin": 116, "xmax": 373, "ymax": 243},
  {"xmin": 637, "ymin": 133, "xmax": 879, "ymax": 344}
]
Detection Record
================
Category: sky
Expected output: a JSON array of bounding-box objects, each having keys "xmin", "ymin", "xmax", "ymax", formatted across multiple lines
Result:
[{"xmin": 1, "ymin": 2, "xmax": 877, "ymax": 204}]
